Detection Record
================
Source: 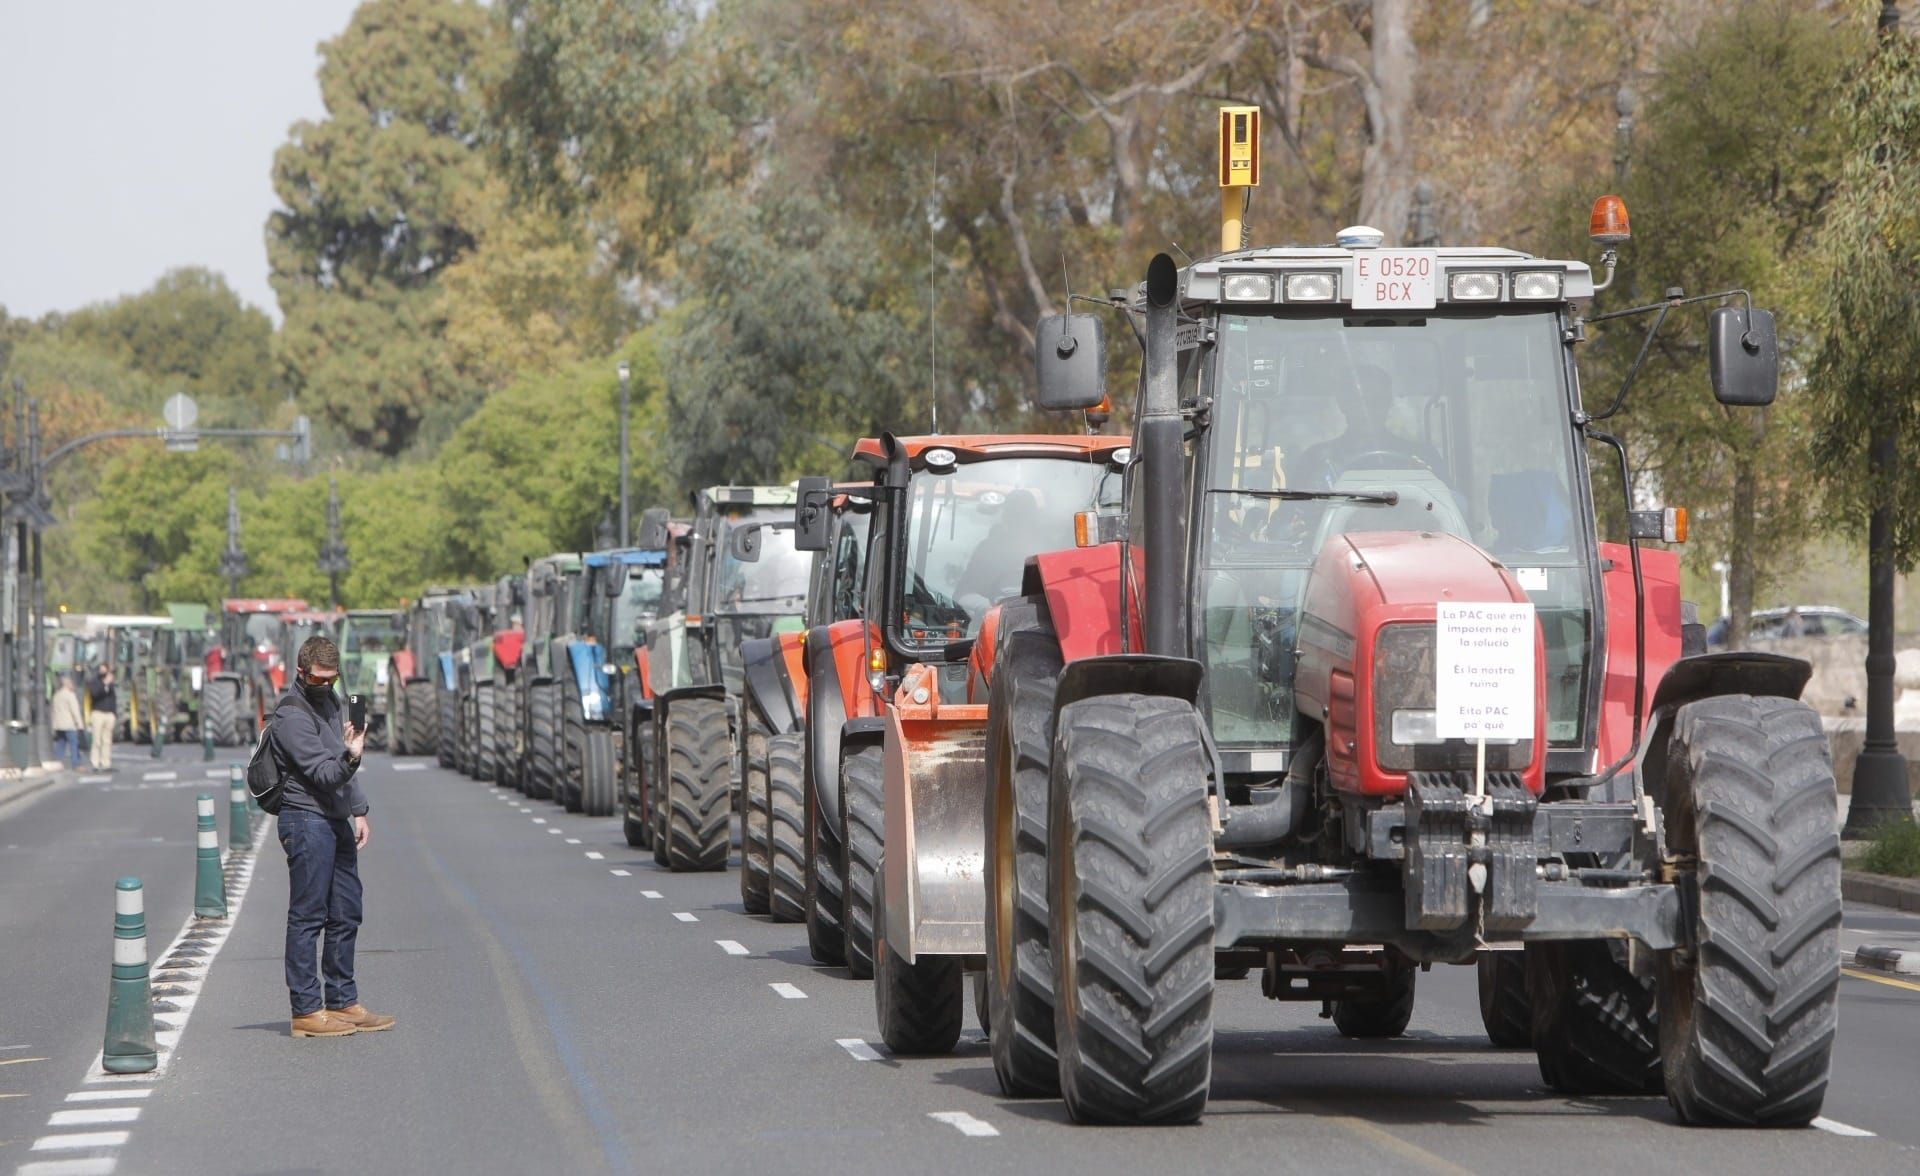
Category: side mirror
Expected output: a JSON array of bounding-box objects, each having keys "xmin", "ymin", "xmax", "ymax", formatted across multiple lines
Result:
[
  {"xmin": 1033, "ymin": 312, "xmax": 1107, "ymax": 411},
  {"xmin": 794, "ymin": 476, "xmax": 831, "ymax": 551},
  {"xmin": 602, "ymin": 566, "xmax": 628, "ymax": 597},
  {"xmin": 637, "ymin": 507, "xmax": 670, "ymax": 551},
  {"xmin": 729, "ymin": 522, "xmax": 764, "ymax": 563},
  {"xmin": 1709, "ymin": 306, "xmax": 1778, "ymax": 407}
]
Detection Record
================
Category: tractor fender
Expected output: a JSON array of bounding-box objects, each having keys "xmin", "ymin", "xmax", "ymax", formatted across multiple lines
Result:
[
  {"xmin": 566, "ymin": 641, "xmax": 613, "ymax": 724},
  {"xmin": 1050, "ymin": 654, "xmax": 1204, "ymax": 732},
  {"xmin": 1026, "ymin": 544, "xmax": 1131, "ymax": 665},
  {"xmin": 967, "ymin": 601, "xmax": 1009, "ymax": 703},
  {"xmin": 739, "ymin": 636, "xmax": 799, "ymax": 736},
  {"xmin": 806, "ymin": 627, "xmax": 851, "ymax": 834},
  {"xmin": 392, "ymin": 650, "xmax": 417, "ymax": 684},
  {"xmin": 1624, "ymin": 651, "xmax": 1813, "ymax": 808}
]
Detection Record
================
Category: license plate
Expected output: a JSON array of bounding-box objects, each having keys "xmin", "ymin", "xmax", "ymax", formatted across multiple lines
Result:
[{"xmin": 1351, "ymin": 251, "xmax": 1436, "ymax": 310}]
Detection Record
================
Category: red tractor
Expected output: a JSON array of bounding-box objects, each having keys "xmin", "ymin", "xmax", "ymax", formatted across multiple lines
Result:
[
  {"xmin": 203, "ymin": 597, "xmax": 309, "ymax": 745},
  {"xmin": 973, "ymin": 178, "xmax": 1836, "ymax": 1127}
]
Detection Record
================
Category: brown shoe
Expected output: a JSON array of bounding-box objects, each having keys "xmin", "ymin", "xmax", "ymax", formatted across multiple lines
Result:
[
  {"xmin": 326, "ymin": 1003, "xmax": 395, "ymax": 1032},
  {"xmin": 290, "ymin": 1011, "xmax": 357, "ymax": 1038}
]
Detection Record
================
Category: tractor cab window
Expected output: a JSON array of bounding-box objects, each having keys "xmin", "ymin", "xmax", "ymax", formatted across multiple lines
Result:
[
  {"xmin": 714, "ymin": 509, "xmax": 810, "ymax": 616},
  {"xmin": 608, "ymin": 567, "xmax": 666, "ymax": 654},
  {"xmin": 1199, "ymin": 310, "xmax": 1593, "ymax": 751},
  {"xmin": 897, "ymin": 456, "xmax": 1120, "ymax": 644}
]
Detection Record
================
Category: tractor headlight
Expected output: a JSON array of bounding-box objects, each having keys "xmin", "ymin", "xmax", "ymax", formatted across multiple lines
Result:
[
  {"xmin": 1390, "ymin": 708, "xmax": 1441, "ymax": 745},
  {"xmin": 1373, "ymin": 622, "xmax": 1531, "ymax": 773},
  {"xmin": 1222, "ymin": 273, "xmax": 1276, "ymax": 302},
  {"xmin": 1447, "ymin": 271, "xmax": 1502, "ymax": 301},
  {"xmin": 1283, "ymin": 272, "xmax": 1337, "ymax": 302},
  {"xmin": 1511, "ymin": 270, "xmax": 1564, "ymax": 300}
]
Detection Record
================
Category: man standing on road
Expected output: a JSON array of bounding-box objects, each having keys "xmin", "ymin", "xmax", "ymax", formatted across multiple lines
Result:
[
  {"xmin": 273, "ymin": 635, "xmax": 394, "ymax": 1039},
  {"xmin": 86, "ymin": 665, "xmax": 118, "ymax": 771},
  {"xmin": 51, "ymin": 674, "xmax": 84, "ymax": 767}
]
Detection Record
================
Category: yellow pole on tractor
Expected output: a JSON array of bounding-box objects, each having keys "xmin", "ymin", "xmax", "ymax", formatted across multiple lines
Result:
[{"xmin": 1218, "ymin": 105, "xmax": 1260, "ymax": 254}]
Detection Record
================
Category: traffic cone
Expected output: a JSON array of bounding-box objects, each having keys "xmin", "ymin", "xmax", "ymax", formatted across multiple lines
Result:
[
  {"xmin": 228, "ymin": 771, "xmax": 252, "ymax": 851},
  {"xmin": 194, "ymin": 795, "xmax": 227, "ymax": 919},
  {"xmin": 103, "ymin": 876, "xmax": 157, "ymax": 1074}
]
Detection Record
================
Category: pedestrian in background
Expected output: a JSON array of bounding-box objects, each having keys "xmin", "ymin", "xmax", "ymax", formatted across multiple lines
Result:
[
  {"xmin": 272, "ymin": 635, "xmax": 392, "ymax": 1039},
  {"xmin": 51, "ymin": 674, "xmax": 84, "ymax": 768},
  {"xmin": 86, "ymin": 665, "xmax": 118, "ymax": 771}
]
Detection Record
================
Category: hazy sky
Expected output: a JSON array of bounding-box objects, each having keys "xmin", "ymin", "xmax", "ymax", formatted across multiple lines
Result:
[{"xmin": 0, "ymin": 1, "xmax": 363, "ymax": 321}]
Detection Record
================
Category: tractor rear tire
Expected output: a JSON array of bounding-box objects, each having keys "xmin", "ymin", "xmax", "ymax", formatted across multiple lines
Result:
[
  {"xmin": 562, "ymin": 719, "xmax": 587, "ymax": 814},
  {"xmin": 476, "ymin": 685, "xmax": 497, "ymax": 782},
  {"xmin": 202, "ymin": 679, "xmax": 240, "ymax": 747},
  {"xmin": 580, "ymin": 728, "xmax": 616, "ymax": 817},
  {"xmin": 623, "ymin": 721, "xmax": 651, "ymax": 847},
  {"xmin": 526, "ymin": 683, "xmax": 556, "ymax": 801},
  {"xmin": 1528, "ymin": 940, "xmax": 1661, "ymax": 1096},
  {"xmin": 406, "ymin": 680, "xmax": 437, "ymax": 759},
  {"xmin": 738, "ymin": 713, "xmax": 772, "ymax": 915},
  {"xmin": 386, "ymin": 679, "xmax": 407, "ymax": 756},
  {"xmin": 1050, "ymin": 694, "xmax": 1215, "ymax": 1126},
  {"xmin": 1658, "ymin": 695, "xmax": 1840, "ymax": 1127},
  {"xmin": 436, "ymin": 686, "xmax": 457, "ymax": 769},
  {"xmin": 985, "ymin": 609, "xmax": 1064, "ymax": 1098},
  {"xmin": 874, "ymin": 863, "xmax": 964, "ymax": 1056},
  {"xmin": 664, "ymin": 698, "xmax": 731, "ymax": 871},
  {"xmin": 841, "ymin": 740, "xmax": 884, "ymax": 980},
  {"xmin": 1477, "ymin": 953, "xmax": 1532, "ymax": 1048},
  {"xmin": 805, "ymin": 735, "xmax": 847, "ymax": 966},
  {"xmin": 1332, "ymin": 968, "xmax": 1416, "ymax": 1038},
  {"xmin": 766, "ymin": 733, "xmax": 807, "ymax": 924}
]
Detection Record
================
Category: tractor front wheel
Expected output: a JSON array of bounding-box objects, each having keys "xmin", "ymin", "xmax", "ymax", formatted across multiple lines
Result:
[
  {"xmin": 580, "ymin": 728, "xmax": 616, "ymax": 817},
  {"xmin": 738, "ymin": 712, "xmax": 772, "ymax": 915},
  {"xmin": 475, "ymin": 685, "xmax": 497, "ymax": 782},
  {"xmin": 405, "ymin": 680, "xmax": 437, "ymax": 759},
  {"xmin": 1477, "ymin": 953, "xmax": 1532, "ymax": 1048},
  {"xmin": 767, "ymin": 733, "xmax": 807, "ymax": 923},
  {"xmin": 664, "ymin": 698, "xmax": 731, "ymax": 871},
  {"xmin": 1658, "ymin": 695, "xmax": 1840, "ymax": 1127},
  {"xmin": 804, "ymin": 731, "xmax": 847, "ymax": 966},
  {"xmin": 1528, "ymin": 941, "xmax": 1660, "ymax": 1095},
  {"xmin": 1332, "ymin": 967, "xmax": 1416, "ymax": 1038},
  {"xmin": 1049, "ymin": 694, "xmax": 1215, "ymax": 1126},
  {"xmin": 874, "ymin": 862, "xmax": 963, "ymax": 1055},
  {"xmin": 202, "ymin": 679, "xmax": 240, "ymax": 747},
  {"xmin": 841, "ymin": 741, "xmax": 884, "ymax": 980}
]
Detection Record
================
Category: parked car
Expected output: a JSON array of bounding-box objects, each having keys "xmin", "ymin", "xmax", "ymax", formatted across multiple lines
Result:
[{"xmin": 1750, "ymin": 606, "xmax": 1867, "ymax": 640}]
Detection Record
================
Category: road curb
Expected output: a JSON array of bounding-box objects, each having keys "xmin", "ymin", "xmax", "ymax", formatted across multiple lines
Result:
[
  {"xmin": 1851, "ymin": 944, "xmax": 1920, "ymax": 976},
  {"xmin": 1842, "ymin": 869, "xmax": 1920, "ymax": 914},
  {"xmin": 0, "ymin": 768, "xmax": 68, "ymax": 812}
]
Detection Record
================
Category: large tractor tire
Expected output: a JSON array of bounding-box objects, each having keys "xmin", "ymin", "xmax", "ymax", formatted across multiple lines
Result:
[
  {"xmin": 805, "ymin": 733, "xmax": 848, "ymax": 965},
  {"xmin": 1477, "ymin": 953, "xmax": 1532, "ymax": 1048},
  {"xmin": 580, "ymin": 728, "xmax": 617, "ymax": 818},
  {"xmin": 405, "ymin": 680, "xmax": 438, "ymax": 759},
  {"xmin": 1528, "ymin": 940, "xmax": 1661, "ymax": 1095},
  {"xmin": 202, "ymin": 678, "xmax": 241, "ymax": 747},
  {"xmin": 738, "ymin": 712, "xmax": 772, "ymax": 915},
  {"xmin": 1657, "ymin": 695, "xmax": 1840, "ymax": 1127},
  {"xmin": 841, "ymin": 740, "xmax": 884, "ymax": 980},
  {"xmin": 664, "ymin": 697, "xmax": 732, "ymax": 871},
  {"xmin": 475, "ymin": 685, "xmax": 498, "ymax": 783},
  {"xmin": 385, "ymin": 679, "xmax": 406, "ymax": 756},
  {"xmin": 622, "ymin": 713, "xmax": 651, "ymax": 848},
  {"xmin": 1332, "ymin": 967, "xmax": 1417, "ymax": 1038},
  {"xmin": 873, "ymin": 861, "xmax": 963, "ymax": 1055},
  {"xmin": 436, "ymin": 685, "xmax": 458, "ymax": 770},
  {"xmin": 766, "ymin": 733, "xmax": 807, "ymax": 923},
  {"xmin": 559, "ymin": 675, "xmax": 587, "ymax": 812},
  {"xmin": 984, "ymin": 605, "xmax": 1063, "ymax": 1098},
  {"xmin": 526, "ymin": 682, "xmax": 557, "ymax": 801},
  {"xmin": 1050, "ymin": 694, "xmax": 1215, "ymax": 1126}
]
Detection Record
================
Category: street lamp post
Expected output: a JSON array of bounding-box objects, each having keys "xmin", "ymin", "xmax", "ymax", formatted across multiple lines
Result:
[
  {"xmin": 317, "ymin": 474, "xmax": 350, "ymax": 611},
  {"xmin": 1844, "ymin": 0, "xmax": 1914, "ymax": 836},
  {"xmin": 617, "ymin": 360, "xmax": 631, "ymax": 547}
]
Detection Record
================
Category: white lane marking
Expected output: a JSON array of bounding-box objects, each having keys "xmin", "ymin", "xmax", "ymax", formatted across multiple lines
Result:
[
  {"xmin": 673, "ymin": 912, "xmax": 698, "ymax": 923},
  {"xmin": 64, "ymin": 1090, "xmax": 151, "ymax": 1102},
  {"xmin": 641, "ymin": 890, "xmax": 662, "ymax": 899},
  {"xmin": 927, "ymin": 1111, "xmax": 999, "ymax": 1138},
  {"xmin": 17, "ymin": 1158, "xmax": 119, "ymax": 1175},
  {"xmin": 565, "ymin": 838, "xmax": 581, "ymax": 845},
  {"xmin": 47, "ymin": 1107, "xmax": 139, "ymax": 1126},
  {"xmin": 515, "ymin": 806, "xmax": 531, "ymax": 812},
  {"xmin": 716, "ymin": 940, "xmax": 748, "ymax": 956},
  {"xmin": 547, "ymin": 829, "xmax": 561, "ymax": 835},
  {"xmin": 769, "ymin": 982, "xmax": 807, "ymax": 999},
  {"xmin": 392, "ymin": 763, "xmax": 426, "ymax": 772},
  {"xmin": 140, "ymin": 771, "xmax": 176, "ymax": 782},
  {"xmin": 837, "ymin": 1038, "xmax": 883, "ymax": 1062},
  {"xmin": 30, "ymin": 1132, "xmax": 132, "ymax": 1151},
  {"xmin": 1812, "ymin": 1117, "xmax": 1876, "ymax": 1138},
  {"xmin": 610, "ymin": 869, "xmax": 632, "ymax": 877},
  {"xmin": 585, "ymin": 851, "xmax": 604, "ymax": 860},
  {"xmin": 80, "ymin": 775, "xmax": 111, "ymax": 784},
  {"xmin": 531, "ymin": 818, "xmax": 547, "ymax": 825},
  {"xmin": 204, "ymin": 769, "xmax": 230, "ymax": 778}
]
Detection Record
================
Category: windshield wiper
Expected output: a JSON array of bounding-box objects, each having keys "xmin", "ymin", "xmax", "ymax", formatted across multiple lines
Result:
[{"xmin": 1208, "ymin": 487, "xmax": 1399, "ymax": 506}]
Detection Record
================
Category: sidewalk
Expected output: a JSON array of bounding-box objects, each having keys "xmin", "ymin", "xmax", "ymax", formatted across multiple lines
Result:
[{"xmin": 0, "ymin": 760, "xmax": 72, "ymax": 810}]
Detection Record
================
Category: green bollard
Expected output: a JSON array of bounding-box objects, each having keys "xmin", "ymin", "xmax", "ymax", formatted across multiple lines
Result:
[
  {"xmin": 104, "ymin": 877, "xmax": 158, "ymax": 1073},
  {"xmin": 228, "ymin": 770, "xmax": 252, "ymax": 852},
  {"xmin": 202, "ymin": 722, "xmax": 215, "ymax": 763},
  {"xmin": 194, "ymin": 794, "xmax": 228, "ymax": 919}
]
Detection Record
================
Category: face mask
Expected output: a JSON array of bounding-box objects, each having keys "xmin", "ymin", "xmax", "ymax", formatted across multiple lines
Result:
[{"xmin": 303, "ymin": 677, "xmax": 336, "ymax": 702}]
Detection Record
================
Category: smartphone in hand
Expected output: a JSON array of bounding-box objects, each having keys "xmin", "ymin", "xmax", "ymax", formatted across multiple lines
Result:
[{"xmin": 348, "ymin": 694, "xmax": 369, "ymax": 730}]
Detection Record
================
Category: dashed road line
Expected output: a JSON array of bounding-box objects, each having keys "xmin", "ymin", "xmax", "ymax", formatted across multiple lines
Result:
[
  {"xmin": 672, "ymin": 912, "xmax": 698, "ymax": 923},
  {"xmin": 48, "ymin": 1107, "xmax": 140, "ymax": 1126},
  {"xmin": 531, "ymin": 817, "xmax": 547, "ymax": 825},
  {"xmin": 565, "ymin": 838, "xmax": 581, "ymax": 845},
  {"xmin": 1812, "ymin": 1117, "xmax": 1876, "ymax": 1138},
  {"xmin": 29, "ymin": 1132, "xmax": 132, "ymax": 1152},
  {"xmin": 641, "ymin": 890, "xmax": 662, "ymax": 899},
  {"xmin": 391, "ymin": 763, "xmax": 427, "ymax": 772},
  {"xmin": 79, "ymin": 775, "xmax": 111, "ymax": 784},
  {"xmin": 64, "ymin": 1090, "xmax": 150, "ymax": 1102},
  {"xmin": 139, "ymin": 771, "xmax": 176, "ymax": 782},
  {"xmin": 203, "ymin": 769, "xmax": 230, "ymax": 778},
  {"xmin": 716, "ymin": 940, "xmax": 748, "ymax": 956},
  {"xmin": 769, "ymin": 982, "xmax": 807, "ymax": 999},
  {"xmin": 927, "ymin": 1111, "xmax": 998, "ymax": 1137},
  {"xmin": 610, "ymin": 869, "xmax": 632, "ymax": 877},
  {"xmin": 585, "ymin": 851, "xmax": 604, "ymax": 860},
  {"xmin": 836, "ymin": 1038, "xmax": 882, "ymax": 1062},
  {"xmin": 547, "ymin": 829, "xmax": 561, "ymax": 835},
  {"xmin": 18, "ymin": 1158, "xmax": 120, "ymax": 1175}
]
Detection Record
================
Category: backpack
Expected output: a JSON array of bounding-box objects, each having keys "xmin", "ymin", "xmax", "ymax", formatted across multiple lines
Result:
[{"xmin": 246, "ymin": 717, "xmax": 285, "ymax": 814}]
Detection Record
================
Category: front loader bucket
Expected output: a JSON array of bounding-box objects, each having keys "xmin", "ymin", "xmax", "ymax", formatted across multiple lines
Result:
[{"xmin": 882, "ymin": 709, "xmax": 989, "ymax": 963}]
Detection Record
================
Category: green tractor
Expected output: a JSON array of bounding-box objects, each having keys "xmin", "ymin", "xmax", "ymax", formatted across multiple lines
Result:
[
  {"xmin": 128, "ymin": 603, "xmax": 211, "ymax": 749},
  {"xmin": 338, "ymin": 609, "xmax": 403, "ymax": 751},
  {"xmin": 384, "ymin": 588, "xmax": 472, "ymax": 759},
  {"xmin": 514, "ymin": 554, "xmax": 586, "ymax": 800}
]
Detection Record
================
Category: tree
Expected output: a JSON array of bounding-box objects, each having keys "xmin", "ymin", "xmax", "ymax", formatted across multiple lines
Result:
[
  {"xmin": 53, "ymin": 268, "xmax": 276, "ymax": 420},
  {"xmin": 267, "ymin": 0, "xmax": 506, "ymax": 455}
]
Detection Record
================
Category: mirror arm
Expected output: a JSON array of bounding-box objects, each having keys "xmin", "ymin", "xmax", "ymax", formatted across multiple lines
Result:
[{"xmin": 1587, "ymin": 301, "xmax": 1670, "ymax": 423}]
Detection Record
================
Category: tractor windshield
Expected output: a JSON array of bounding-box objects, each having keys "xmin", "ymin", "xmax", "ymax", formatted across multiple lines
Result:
[
  {"xmin": 342, "ymin": 614, "xmax": 403, "ymax": 654},
  {"xmin": 899, "ymin": 456, "xmax": 1120, "ymax": 641},
  {"xmin": 609, "ymin": 567, "xmax": 666, "ymax": 653},
  {"xmin": 1198, "ymin": 310, "xmax": 1593, "ymax": 750},
  {"xmin": 714, "ymin": 509, "xmax": 810, "ymax": 616}
]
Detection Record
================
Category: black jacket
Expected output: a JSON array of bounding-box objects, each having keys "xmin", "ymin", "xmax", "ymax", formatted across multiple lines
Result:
[
  {"xmin": 272, "ymin": 686, "xmax": 368, "ymax": 820},
  {"xmin": 88, "ymin": 674, "xmax": 118, "ymax": 714}
]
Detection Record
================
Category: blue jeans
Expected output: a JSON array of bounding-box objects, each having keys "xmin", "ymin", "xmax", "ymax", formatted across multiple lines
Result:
[
  {"xmin": 54, "ymin": 730, "xmax": 82, "ymax": 767},
  {"xmin": 278, "ymin": 809, "xmax": 362, "ymax": 1017}
]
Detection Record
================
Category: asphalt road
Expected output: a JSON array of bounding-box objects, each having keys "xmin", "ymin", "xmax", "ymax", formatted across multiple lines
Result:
[{"xmin": 4, "ymin": 744, "xmax": 1918, "ymax": 1175}]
